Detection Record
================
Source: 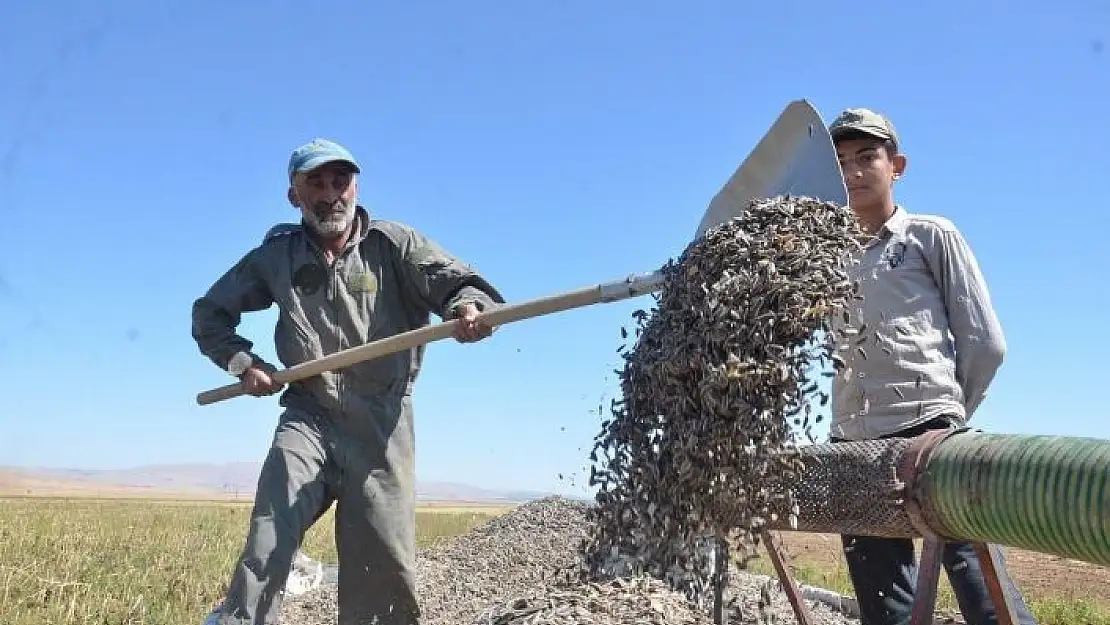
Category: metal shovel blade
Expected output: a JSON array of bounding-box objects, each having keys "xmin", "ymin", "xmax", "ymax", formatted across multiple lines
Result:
[{"xmin": 694, "ymin": 99, "xmax": 848, "ymax": 239}]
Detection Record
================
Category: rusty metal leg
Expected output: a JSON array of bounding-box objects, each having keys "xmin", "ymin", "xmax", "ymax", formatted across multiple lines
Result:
[
  {"xmin": 910, "ymin": 536, "xmax": 944, "ymax": 625},
  {"xmin": 759, "ymin": 530, "xmax": 814, "ymax": 625},
  {"xmin": 712, "ymin": 537, "xmax": 728, "ymax": 625},
  {"xmin": 972, "ymin": 542, "xmax": 1019, "ymax": 625}
]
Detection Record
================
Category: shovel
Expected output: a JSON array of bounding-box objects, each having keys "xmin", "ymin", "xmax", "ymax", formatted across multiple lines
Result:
[{"xmin": 195, "ymin": 99, "xmax": 848, "ymax": 406}]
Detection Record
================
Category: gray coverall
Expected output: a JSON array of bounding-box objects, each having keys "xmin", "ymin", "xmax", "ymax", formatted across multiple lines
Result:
[{"xmin": 191, "ymin": 206, "xmax": 504, "ymax": 625}]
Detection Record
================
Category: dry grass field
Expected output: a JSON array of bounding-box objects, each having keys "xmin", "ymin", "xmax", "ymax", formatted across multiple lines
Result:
[
  {"xmin": 0, "ymin": 495, "xmax": 509, "ymax": 625},
  {"xmin": 1, "ymin": 493, "xmax": 1106, "ymax": 625}
]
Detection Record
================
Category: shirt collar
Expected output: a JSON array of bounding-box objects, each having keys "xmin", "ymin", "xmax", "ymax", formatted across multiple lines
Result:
[
  {"xmin": 880, "ymin": 205, "xmax": 909, "ymax": 236},
  {"xmin": 863, "ymin": 205, "xmax": 907, "ymax": 248}
]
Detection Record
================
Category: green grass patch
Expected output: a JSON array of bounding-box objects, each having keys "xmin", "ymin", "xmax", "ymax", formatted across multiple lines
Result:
[{"xmin": 0, "ymin": 497, "xmax": 501, "ymax": 625}]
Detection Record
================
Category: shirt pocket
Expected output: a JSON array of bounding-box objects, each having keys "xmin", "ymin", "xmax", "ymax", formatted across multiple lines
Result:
[{"xmin": 342, "ymin": 262, "xmax": 382, "ymax": 332}]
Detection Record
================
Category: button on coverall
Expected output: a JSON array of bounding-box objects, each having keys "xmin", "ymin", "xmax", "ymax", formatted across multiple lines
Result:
[{"xmin": 191, "ymin": 207, "xmax": 504, "ymax": 624}]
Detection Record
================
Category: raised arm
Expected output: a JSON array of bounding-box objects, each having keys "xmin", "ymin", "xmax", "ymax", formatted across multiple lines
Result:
[{"xmin": 382, "ymin": 223, "xmax": 505, "ymax": 320}]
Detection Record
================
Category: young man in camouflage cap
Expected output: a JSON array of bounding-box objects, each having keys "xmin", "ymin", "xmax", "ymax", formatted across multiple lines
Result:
[
  {"xmin": 192, "ymin": 138, "xmax": 505, "ymax": 625},
  {"xmin": 827, "ymin": 108, "xmax": 1038, "ymax": 625}
]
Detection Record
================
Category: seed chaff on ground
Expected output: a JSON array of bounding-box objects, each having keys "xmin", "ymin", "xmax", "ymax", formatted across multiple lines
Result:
[{"xmin": 280, "ymin": 498, "xmax": 859, "ymax": 625}]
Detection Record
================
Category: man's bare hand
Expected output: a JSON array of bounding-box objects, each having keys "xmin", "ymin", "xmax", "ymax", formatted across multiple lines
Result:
[
  {"xmin": 453, "ymin": 302, "xmax": 494, "ymax": 343},
  {"xmin": 240, "ymin": 367, "xmax": 284, "ymax": 397}
]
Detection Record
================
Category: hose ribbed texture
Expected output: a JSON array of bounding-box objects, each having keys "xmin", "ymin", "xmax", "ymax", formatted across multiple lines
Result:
[{"xmin": 922, "ymin": 432, "xmax": 1110, "ymax": 566}]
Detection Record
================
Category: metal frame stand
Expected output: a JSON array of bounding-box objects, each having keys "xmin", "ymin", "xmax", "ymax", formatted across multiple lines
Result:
[
  {"xmin": 712, "ymin": 537, "xmax": 729, "ymax": 625},
  {"xmin": 710, "ymin": 531, "xmax": 815, "ymax": 625},
  {"xmin": 760, "ymin": 530, "xmax": 816, "ymax": 625},
  {"xmin": 709, "ymin": 533, "xmax": 1020, "ymax": 625},
  {"xmin": 973, "ymin": 542, "xmax": 1021, "ymax": 625},
  {"xmin": 910, "ymin": 536, "xmax": 945, "ymax": 625},
  {"xmin": 908, "ymin": 538, "xmax": 1019, "ymax": 625}
]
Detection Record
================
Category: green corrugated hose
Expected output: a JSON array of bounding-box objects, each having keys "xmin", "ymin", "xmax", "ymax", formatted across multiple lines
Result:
[{"xmin": 923, "ymin": 431, "xmax": 1110, "ymax": 567}]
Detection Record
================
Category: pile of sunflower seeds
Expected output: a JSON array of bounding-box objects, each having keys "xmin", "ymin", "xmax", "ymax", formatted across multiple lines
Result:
[
  {"xmin": 580, "ymin": 195, "xmax": 866, "ymax": 610},
  {"xmin": 278, "ymin": 497, "xmax": 588, "ymax": 625},
  {"xmin": 279, "ymin": 496, "xmax": 860, "ymax": 625}
]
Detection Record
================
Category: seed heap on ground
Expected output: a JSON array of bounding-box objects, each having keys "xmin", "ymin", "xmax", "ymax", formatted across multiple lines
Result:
[
  {"xmin": 580, "ymin": 195, "xmax": 866, "ymax": 610},
  {"xmin": 280, "ymin": 497, "xmax": 860, "ymax": 624}
]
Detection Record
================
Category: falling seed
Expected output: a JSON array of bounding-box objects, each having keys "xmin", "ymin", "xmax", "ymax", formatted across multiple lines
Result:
[{"xmin": 580, "ymin": 194, "xmax": 867, "ymax": 610}]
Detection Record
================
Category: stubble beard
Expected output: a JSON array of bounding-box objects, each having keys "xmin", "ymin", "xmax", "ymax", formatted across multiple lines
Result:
[{"xmin": 302, "ymin": 198, "xmax": 357, "ymax": 238}]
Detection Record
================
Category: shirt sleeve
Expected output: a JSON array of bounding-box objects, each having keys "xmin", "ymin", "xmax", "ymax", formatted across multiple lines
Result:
[
  {"xmin": 191, "ymin": 248, "xmax": 275, "ymax": 372},
  {"xmin": 397, "ymin": 228, "xmax": 505, "ymax": 320},
  {"xmin": 925, "ymin": 224, "xmax": 1006, "ymax": 418}
]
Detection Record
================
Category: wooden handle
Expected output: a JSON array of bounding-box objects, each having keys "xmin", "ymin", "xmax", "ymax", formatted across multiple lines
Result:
[
  {"xmin": 196, "ymin": 322, "xmax": 455, "ymax": 406},
  {"xmin": 195, "ymin": 272, "xmax": 663, "ymax": 406}
]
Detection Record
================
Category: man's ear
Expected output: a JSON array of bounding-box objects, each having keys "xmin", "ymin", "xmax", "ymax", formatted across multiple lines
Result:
[
  {"xmin": 892, "ymin": 153, "xmax": 908, "ymax": 180},
  {"xmin": 287, "ymin": 186, "xmax": 299, "ymax": 208}
]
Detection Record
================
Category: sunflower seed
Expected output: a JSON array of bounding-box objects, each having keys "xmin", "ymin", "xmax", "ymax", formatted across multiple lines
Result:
[{"xmin": 580, "ymin": 195, "xmax": 867, "ymax": 614}]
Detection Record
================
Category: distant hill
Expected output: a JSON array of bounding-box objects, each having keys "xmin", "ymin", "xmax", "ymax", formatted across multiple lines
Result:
[{"xmin": 0, "ymin": 463, "xmax": 556, "ymax": 503}]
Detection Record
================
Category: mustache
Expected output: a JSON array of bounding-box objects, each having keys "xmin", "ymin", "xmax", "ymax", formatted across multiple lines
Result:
[{"xmin": 310, "ymin": 199, "xmax": 353, "ymax": 214}]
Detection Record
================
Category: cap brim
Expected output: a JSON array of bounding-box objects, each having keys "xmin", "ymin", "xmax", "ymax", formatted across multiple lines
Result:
[
  {"xmin": 831, "ymin": 126, "xmax": 892, "ymax": 143},
  {"xmin": 291, "ymin": 156, "xmax": 361, "ymax": 177}
]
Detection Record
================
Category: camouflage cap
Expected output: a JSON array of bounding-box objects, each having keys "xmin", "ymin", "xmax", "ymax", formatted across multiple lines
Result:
[{"xmin": 829, "ymin": 108, "xmax": 899, "ymax": 147}]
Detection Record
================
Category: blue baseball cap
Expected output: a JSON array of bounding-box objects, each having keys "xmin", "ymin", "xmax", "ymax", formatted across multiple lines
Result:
[{"xmin": 287, "ymin": 138, "xmax": 361, "ymax": 180}]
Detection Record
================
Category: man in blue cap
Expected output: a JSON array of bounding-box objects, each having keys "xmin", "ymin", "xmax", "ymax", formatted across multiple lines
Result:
[
  {"xmin": 826, "ymin": 108, "xmax": 1037, "ymax": 625},
  {"xmin": 192, "ymin": 138, "xmax": 505, "ymax": 624}
]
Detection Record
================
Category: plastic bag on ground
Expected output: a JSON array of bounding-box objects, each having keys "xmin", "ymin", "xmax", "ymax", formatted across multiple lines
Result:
[{"xmin": 200, "ymin": 549, "xmax": 327, "ymax": 624}]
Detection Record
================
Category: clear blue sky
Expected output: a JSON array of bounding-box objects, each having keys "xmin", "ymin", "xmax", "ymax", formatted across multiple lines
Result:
[{"xmin": 1, "ymin": 1, "xmax": 1107, "ymax": 498}]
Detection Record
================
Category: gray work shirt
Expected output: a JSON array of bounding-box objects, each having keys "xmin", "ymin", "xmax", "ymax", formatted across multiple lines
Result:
[
  {"xmin": 830, "ymin": 206, "xmax": 1006, "ymax": 441},
  {"xmin": 192, "ymin": 206, "xmax": 504, "ymax": 424}
]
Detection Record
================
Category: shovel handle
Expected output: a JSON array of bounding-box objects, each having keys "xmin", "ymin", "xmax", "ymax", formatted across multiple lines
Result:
[{"xmin": 195, "ymin": 270, "xmax": 665, "ymax": 406}]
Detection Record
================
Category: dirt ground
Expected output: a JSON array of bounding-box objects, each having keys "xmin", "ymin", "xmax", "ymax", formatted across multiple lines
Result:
[{"xmin": 766, "ymin": 532, "xmax": 1110, "ymax": 608}]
